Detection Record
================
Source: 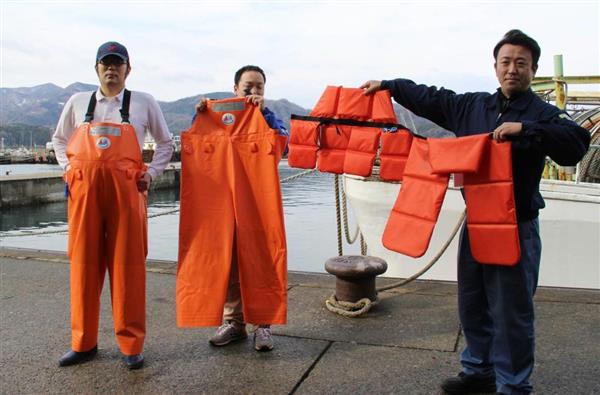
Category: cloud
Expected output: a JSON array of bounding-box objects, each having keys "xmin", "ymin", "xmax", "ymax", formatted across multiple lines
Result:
[{"xmin": 2, "ymin": 1, "xmax": 598, "ymax": 107}]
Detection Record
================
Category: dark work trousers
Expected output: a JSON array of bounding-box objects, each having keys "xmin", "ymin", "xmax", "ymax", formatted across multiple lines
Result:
[{"xmin": 457, "ymin": 218, "xmax": 541, "ymax": 395}]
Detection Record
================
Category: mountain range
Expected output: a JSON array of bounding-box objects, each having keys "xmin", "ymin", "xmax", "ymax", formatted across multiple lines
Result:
[
  {"xmin": 0, "ymin": 83, "xmax": 448, "ymax": 141},
  {"xmin": 0, "ymin": 82, "xmax": 310, "ymax": 132}
]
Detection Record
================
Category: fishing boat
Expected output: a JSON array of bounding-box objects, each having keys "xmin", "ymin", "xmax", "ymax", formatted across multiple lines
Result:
[
  {"xmin": 0, "ymin": 151, "xmax": 10, "ymax": 164},
  {"xmin": 142, "ymin": 137, "xmax": 156, "ymax": 163},
  {"xmin": 344, "ymin": 56, "xmax": 600, "ymax": 290},
  {"xmin": 8, "ymin": 147, "xmax": 36, "ymax": 164},
  {"xmin": 142, "ymin": 135, "xmax": 181, "ymax": 163}
]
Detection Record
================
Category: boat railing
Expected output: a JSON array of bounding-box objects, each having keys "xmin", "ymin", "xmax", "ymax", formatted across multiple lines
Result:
[{"xmin": 532, "ymin": 55, "xmax": 600, "ymax": 184}]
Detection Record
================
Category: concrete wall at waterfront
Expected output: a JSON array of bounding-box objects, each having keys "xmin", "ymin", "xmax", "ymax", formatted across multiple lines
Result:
[{"xmin": 0, "ymin": 165, "xmax": 180, "ymax": 208}]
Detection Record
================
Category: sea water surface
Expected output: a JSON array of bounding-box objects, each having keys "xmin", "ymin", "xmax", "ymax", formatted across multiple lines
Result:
[{"xmin": 0, "ymin": 162, "xmax": 360, "ymax": 273}]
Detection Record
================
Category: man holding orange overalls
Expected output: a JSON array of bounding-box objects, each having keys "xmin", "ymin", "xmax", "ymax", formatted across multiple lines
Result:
[
  {"xmin": 52, "ymin": 41, "xmax": 173, "ymax": 369},
  {"xmin": 177, "ymin": 65, "xmax": 288, "ymax": 351}
]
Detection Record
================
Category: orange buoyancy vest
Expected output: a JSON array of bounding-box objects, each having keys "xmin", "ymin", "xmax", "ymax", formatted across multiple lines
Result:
[
  {"xmin": 382, "ymin": 138, "xmax": 450, "ymax": 257},
  {"xmin": 65, "ymin": 90, "xmax": 148, "ymax": 355},
  {"xmin": 288, "ymin": 118, "xmax": 319, "ymax": 169},
  {"xmin": 289, "ymin": 86, "xmax": 402, "ymax": 177},
  {"xmin": 461, "ymin": 140, "xmax": 521, "ymax": 265},
  {"xmin": 383, "ymin": 134, "xmax": 521, "ymax": 265},
  {"xmin": 177, "ymin": 98, "xmax": 288, "ymax": 327},
  {"xmin": 379, "ymin": 129, "xmax": 414, "ymax": 181}
]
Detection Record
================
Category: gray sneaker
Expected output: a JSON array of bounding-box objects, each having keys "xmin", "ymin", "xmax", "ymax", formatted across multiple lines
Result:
[
  {"xmin": 209, "ymin": 321, "xmax": 247, "ymax": 346},
  {"xmin": 253, "ymin": 327, "xmax": 274, "ymax": 351}
]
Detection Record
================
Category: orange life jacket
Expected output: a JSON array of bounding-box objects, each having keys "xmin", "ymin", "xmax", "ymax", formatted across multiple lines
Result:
[
  {"xmin": 379, "ymin": 129, "xmax": 414, "ymax": 181},
  {"xmin": 65, "ymin": 90, "xmax": 147, "ymax": 355},
  {"xmin": 289, "ymin": 86, "xmax": 401, "ymax": 177},
  {"xmin": 383, "ymin": 134, "xmax": 521, "ymax": 265},
  {"xmin": 461, "ymin": 140, "xmax": 521, "ymax": 265},
  {"xmin": 382, "ymin": 137, "xmax": 450, "ymax": 257},
  {"xmin": 177, "ymin": 98, "xmax": 288, "ymax": 327},
  {"xmin": 288, "ymin": 118, "xmax": 319, "ymax": 169}
]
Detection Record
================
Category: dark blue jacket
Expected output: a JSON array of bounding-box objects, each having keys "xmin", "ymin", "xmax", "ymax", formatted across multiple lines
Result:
[
  {"xmin": 261, "ymin": 107, "xmax": 289, "ymax": 156},
  {"xmin": 381, "ymin": 78, "xmax": 591, "ymax": 221},
  {"xmin": 261, "ymin": 107, "xmax": 289, "ymax": 138}
]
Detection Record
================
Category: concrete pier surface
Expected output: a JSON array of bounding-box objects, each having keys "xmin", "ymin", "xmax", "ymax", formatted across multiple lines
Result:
[{"xmin": 1, "ymin": 247, "xmax": 599, "ymax": 394}]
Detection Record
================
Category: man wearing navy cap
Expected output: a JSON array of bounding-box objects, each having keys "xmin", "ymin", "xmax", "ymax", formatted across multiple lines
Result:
[{"xmin": 53, "ymin": 41, "xmax": 173, "ymax": 370}]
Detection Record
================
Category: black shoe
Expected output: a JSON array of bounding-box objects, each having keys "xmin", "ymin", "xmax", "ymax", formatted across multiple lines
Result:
[
  {"xmin": 58, "ymin": 346, "xmax": 98, "ymax": 367},
  {"xmin": 123, "ymin": 353, "xmax": 144, "ymax": 370},
  {"xmin": 441, "ymin": 371, "xmax": 496, "ymax": 394}
]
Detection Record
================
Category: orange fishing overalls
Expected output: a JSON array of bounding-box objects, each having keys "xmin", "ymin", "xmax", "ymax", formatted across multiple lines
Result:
[
  {"xmin": 65, "ymin": 90, "xmax": 147, "ymax": 355},
  {"xmin": 177, "ymin": 98, "xmax": 288, "ymax": 327}
]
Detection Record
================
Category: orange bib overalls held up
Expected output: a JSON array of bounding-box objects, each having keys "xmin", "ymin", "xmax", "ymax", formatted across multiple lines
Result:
[
  {"xmin": 65, "ymin": 90, "xmax": 147, "ymax": 355},
  {"xmin": 177, "ymin": 98, "xmax": 288, "ymax": 327}
]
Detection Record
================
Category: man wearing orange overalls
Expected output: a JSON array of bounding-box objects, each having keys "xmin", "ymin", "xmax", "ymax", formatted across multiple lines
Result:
[
  {"xmin": 52, "ymin": 41, "xmax": 173, "ymax": 369},
  {"xmin": 179, "ymin": 65, "xmax": 288, "ymax": 351}
]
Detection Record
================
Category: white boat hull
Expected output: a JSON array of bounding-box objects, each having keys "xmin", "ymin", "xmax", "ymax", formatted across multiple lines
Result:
[{"xmin": 345, "ymin": 176, "xmax": 600, "ymax": 289}]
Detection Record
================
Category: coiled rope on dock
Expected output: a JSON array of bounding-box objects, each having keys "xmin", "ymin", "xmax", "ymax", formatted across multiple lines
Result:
[
  {"xmin": 0, "ymin": 168, "xmax": 318, "ymax": 239},
  {"xmin": 325, "ymin": 294, "xmax": 379, "ymax": 318}
]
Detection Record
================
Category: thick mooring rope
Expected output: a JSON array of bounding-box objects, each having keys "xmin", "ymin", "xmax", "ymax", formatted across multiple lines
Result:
[
  {"xmin": 341, "ymin": 182, "xmax": 360, "ymax": 244},
  {"xmin": 376, "ymin": 210, "xmax": 466, "ymax": 292},
  {"xmin": 334, "ymin": 175, "xmax": 344, "ymax": 256}
]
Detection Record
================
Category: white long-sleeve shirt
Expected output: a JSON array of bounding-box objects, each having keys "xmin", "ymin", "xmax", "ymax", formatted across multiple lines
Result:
[{"xmin": 52, "ymin": 88, "xmax": 173, "ymax": 179}]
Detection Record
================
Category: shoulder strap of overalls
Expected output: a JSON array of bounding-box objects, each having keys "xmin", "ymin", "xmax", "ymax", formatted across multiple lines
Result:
[
  {"xmin": 83, "ymin": 89, "xmax": 131, "ymax": 124},
  {"xmin": 119, "ymin": 89, "xmax": 131, "ymax": 124},
  {"xmin": 84, "ymin": 92, "xmax": 97, "ymax": 123}
]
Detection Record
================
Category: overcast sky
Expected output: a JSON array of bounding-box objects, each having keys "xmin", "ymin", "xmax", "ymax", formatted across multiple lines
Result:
[{"xmin": 1, "ymin": 0, "xmax": 598, "ymax": 108}]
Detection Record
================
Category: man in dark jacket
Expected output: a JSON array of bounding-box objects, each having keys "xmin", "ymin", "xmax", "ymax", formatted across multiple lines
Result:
[{"xmin": 361, "ymin": 30, "xmax": 590, "ymax": 395}]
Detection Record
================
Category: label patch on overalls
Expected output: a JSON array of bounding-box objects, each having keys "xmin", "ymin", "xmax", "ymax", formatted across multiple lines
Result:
[
  {"xmin": 213, "ymin": 101, "xmax": 245, "ymax": 112},
  {"xmin": 96, "ymin": 136, "xmax": 111, "ymax": 150},
  {"xmin": 90, "ymin": 126, "xmax": 122, "ymax": 136},
  {"xmin": 222, "ymin": 113, "xmax": 236, "ymax": 125}
]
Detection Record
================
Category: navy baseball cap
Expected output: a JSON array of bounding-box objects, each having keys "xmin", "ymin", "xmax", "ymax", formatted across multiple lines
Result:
[{"xmin": 96, "ymin": 41, "xmax": 129, "ymax": 62}]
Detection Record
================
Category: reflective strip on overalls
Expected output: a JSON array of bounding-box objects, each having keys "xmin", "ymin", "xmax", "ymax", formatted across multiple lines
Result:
[
  {"xmin": 177, "ymin": 98, "xmax": 288, "ymax": 327},
  {"xmin": 65, "ymin": 90, "xmax": 147, "ymax": 355}
]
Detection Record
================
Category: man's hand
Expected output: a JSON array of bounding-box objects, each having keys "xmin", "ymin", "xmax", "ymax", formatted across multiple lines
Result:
[
  {"xmin": 246, "ymin": 95, "xmax": 264, "ymax": 110},
  {"xmin": 137, "ymin": 172, "xmax": 152, "ymax": 192},
  {"xmin": 360, "ymin": 80, "xmax": 382, "ymax": 95},
  {"xmin": 493, "ymin": 122, "xmax": 522, "ymax": 142},
  {"xmin": 195, "ymin": 97, "xmax": 209, "ymax": 113}
]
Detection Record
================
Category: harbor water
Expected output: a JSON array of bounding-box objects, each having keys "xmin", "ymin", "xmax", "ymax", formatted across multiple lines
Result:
[{"xmin": 0, "ymin": 162, "xmax": 360, "ymax": 273}]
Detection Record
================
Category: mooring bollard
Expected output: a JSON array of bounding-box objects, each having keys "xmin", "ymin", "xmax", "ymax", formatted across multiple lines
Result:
[{"xmin": 325, "ymin": 255, "xmax": 387, "ymax": 302}]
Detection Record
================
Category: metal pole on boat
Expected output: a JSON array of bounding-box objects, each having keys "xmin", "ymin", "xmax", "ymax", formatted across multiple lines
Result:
[
  {"xmin": 554, "ymin": 55, "xmax": 566, "ymax": 110},
  {"xmin": 554, "ymin": 55, "xmax": 578, "ymax": 181}
]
